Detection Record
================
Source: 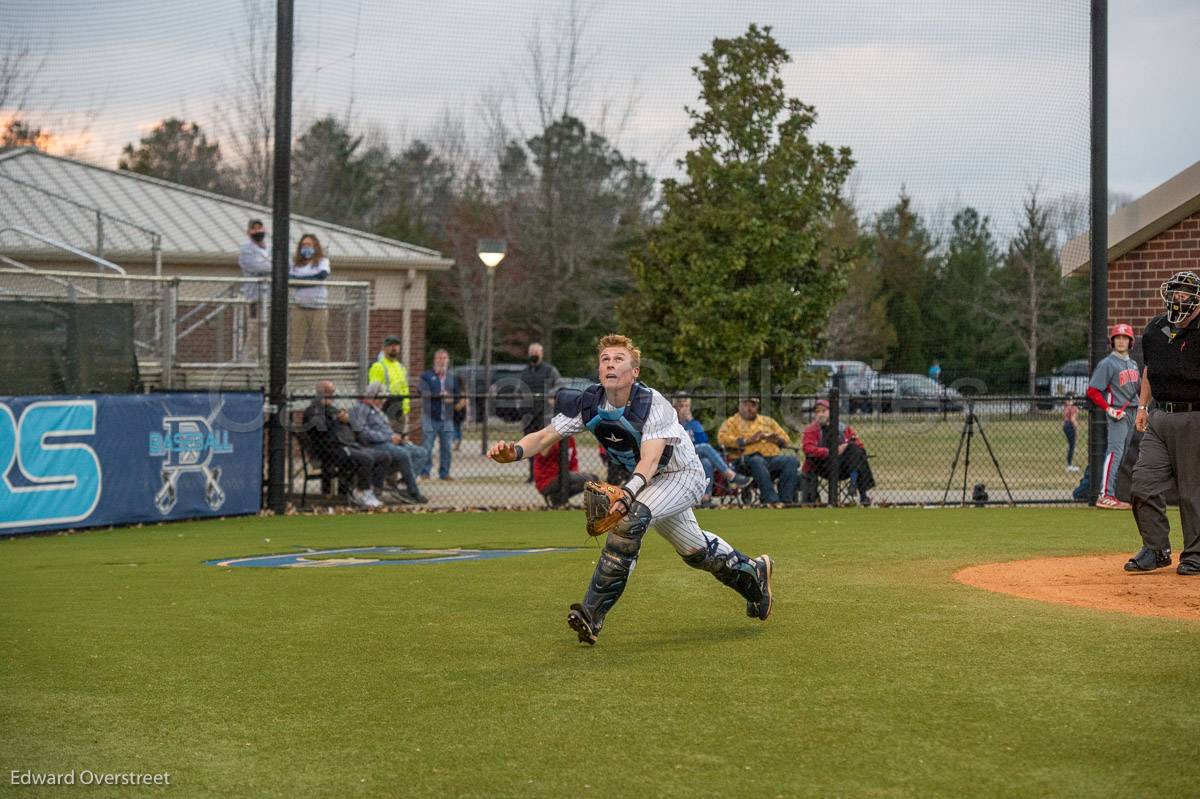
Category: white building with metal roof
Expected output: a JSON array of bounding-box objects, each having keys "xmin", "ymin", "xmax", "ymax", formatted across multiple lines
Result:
[{"xmin": 0, "ymin": 147, "xmax": 452, "ymax": 390}]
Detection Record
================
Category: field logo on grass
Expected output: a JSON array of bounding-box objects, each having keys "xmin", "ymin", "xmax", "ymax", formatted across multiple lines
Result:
[
  {"xmin": 148, "ymin": 399, "xmax": 233, "ymax": 515},
  {"xmin": 206, "ymin": 546, "xmax": 581, "ymax": 568},
  {"xmin": 0, "ymin": 400, "xmax": 102, "ymax": 530}
]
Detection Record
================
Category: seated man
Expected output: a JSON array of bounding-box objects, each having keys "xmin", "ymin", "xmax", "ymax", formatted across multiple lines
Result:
[
  {"xmin": 672, "ymin": 394, "xmax": 752, "ymax": 505},
  {"xmin": 302, "ymin": 380, "xmax": 390, "ymax": 508},
  {"xmin": 349, "ymin": 382, "xmax": 430, "ymax": 504},
  {"xmin": 533, "ymin": 436, "xmax": 598, "ymax": 506},
  {"xmin": 717, "ymin": 397, "xmax": 799, "ymax": 506},
  {"xmin": 801, "ymin": 399, "xmax": 875, "ymax": 505}
]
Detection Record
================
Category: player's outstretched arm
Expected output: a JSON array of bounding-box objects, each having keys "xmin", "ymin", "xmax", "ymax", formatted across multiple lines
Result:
[{"xmin": 487, "ymin": 424, "xmax": 563, "ymax": 463}]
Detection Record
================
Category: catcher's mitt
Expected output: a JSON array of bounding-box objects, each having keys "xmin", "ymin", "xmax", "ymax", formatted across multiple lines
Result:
[{"xmin": 583, "ymin": 480, "xmax": 631, "ymax": 536}]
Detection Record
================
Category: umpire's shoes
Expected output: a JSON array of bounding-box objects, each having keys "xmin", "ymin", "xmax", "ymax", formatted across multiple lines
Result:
[
  {"xmin": 746, "ymin": 555, "xmax": 774, "ymax": 621},
  {"xmin": 567, "ymin": 603, "xmax": 600, "ymax": 645},
  {"xmin": 1178, "ymin": 559, "xmax": 1200, "ymax": 576},
  {"xmin": 1124, "ymin": 546, "xmax": 1172, "ymax": 572}
]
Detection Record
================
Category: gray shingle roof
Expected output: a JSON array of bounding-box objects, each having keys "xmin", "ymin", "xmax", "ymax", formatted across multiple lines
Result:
[{"xmin": 0, "ymin": 148, "xmax": 450, "ymax": 266}]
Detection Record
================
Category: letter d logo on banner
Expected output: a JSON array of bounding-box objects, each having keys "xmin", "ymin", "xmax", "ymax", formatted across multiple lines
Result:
[{"xmin": 0, "ymin": 401, "xmax": 102, "ymax": 530}]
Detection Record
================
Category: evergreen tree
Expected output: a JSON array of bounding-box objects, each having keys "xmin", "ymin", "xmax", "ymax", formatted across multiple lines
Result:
[
  {"xmin": 872, "ymin": 192, "xmax": 935, "ymax": 372},
  {"xmin": 623, "ymin": 24, "xmax": 854, "ymax": 388},
  {"xmin": 933, "ymin": 207, "xmax": 1004, "ymax": 381},
  {"xmin": 118, "ymin": 118, "xmax": 226, "ymax": 193}
]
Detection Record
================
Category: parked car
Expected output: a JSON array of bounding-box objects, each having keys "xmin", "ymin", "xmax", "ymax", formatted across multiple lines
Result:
[
  {"xmin": 1034, "ymin": 358, "xmax": 1089, "ymax": 409},
  {"xmin": 804, "ymin": 360, "xmax": 896, "ymax": 413},
  {"xmin": 876, "ymin": 373, "xmax": 965, "ymax": 413},
  {"xmin": 555, "ymin": 376, "xmax": 593, "ymax": 395},
  {"xmin": 453, "ymin": 363, "xmax": 528, "ymax": 422}
]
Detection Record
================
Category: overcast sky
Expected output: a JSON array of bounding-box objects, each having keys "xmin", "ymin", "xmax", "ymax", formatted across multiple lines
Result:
[{"xmin": 7, "ymin": 0, "xmax": 1198, "ymax": 238}]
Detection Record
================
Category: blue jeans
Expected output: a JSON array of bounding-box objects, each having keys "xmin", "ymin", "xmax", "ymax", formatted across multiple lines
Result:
[
  {"xmin": 1063, "ymin": 422, "xmax": 1076, "ymax": 466},
  {"xmin": 695, "ymin": 443, "xmax": 732, "ymax": 495},
  {"xmin": 738, "ymin": 453, "xmax": 799, "ymax": 504},
  {"xmin": 370, "ymin": 442, "xmax": 425, "ymax": 493},
  {"xmin": 421, "ymin": 418, "xmax": 455, "ymax": 478}
]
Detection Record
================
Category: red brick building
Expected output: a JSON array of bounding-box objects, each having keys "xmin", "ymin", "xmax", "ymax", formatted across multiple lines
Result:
[{"xmin": 1062, "ymin": 160, "xmax": 1200, "ymax": 331}]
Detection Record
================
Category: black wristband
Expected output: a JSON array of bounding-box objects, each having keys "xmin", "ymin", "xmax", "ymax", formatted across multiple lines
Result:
[{"xmin": 514, "ymin": 444, "xmax": 524, "ymax": 461}]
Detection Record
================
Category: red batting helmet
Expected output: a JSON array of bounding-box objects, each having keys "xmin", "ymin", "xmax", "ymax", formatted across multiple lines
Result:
[{"xmin": 1109, "ymin": 323, "xmax": 1134, "ymax": 346}]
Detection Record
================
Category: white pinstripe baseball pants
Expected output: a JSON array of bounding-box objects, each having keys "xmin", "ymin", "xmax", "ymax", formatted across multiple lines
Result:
[{"xmin": 638, "ymin": 466, "xmax": 738, "ymax": 560}]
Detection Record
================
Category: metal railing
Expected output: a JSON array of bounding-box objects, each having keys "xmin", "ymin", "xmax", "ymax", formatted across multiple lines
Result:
[{"xmin": 0, "ymin": 268, "xmax": 371, "ymax": 390}]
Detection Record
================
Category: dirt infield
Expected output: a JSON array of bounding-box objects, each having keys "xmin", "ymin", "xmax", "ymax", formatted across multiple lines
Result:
[{"xmin": 955, "ymin": 554, "xmax": 1200, "ymax": 621}]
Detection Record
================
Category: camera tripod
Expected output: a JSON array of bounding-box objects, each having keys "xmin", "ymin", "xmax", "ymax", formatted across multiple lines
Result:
[{"xmin": 941, "ymin": 401, "xmax": 1014, "ymax": 506}]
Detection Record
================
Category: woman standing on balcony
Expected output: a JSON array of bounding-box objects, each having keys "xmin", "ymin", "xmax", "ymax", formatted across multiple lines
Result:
[{"xmin": 289, "ymin": 233, "xmax": 331, "ymax": 362}]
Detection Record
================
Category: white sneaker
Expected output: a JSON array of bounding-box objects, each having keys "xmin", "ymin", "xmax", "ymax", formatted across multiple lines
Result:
[
  {"xmin": 349, "ymin": 489, "xmax": 371, "ymax": 508},
  {"xmin": 1066, "ymin": 465, "xmax": 1080, "ymax": 473},
  {"xmin": 362, "ymin": 489, "xmax": 384, "ymax": 509}
]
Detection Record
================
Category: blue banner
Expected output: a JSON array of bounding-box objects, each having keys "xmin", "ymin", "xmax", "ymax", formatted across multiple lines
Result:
[{"xmin": 0, "ymin": 393, "xmax": 263, "ymax": 535}]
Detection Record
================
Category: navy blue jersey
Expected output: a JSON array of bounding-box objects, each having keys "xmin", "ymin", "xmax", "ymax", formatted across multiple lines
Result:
[{"xmin": 553, "ymin": 383, "xmax": 694, "ymax": 474}]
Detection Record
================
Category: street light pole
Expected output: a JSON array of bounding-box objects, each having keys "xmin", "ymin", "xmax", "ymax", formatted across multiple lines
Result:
[
  {"xmin": 477, "ymin": 239, "xmax": 506, "ymax": 454},
  {"xmin": 482, "ymin": 265, "xmax": 495, "ymax": 454}
]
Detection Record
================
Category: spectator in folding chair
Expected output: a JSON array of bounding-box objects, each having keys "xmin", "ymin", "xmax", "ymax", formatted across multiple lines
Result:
[
  {"xmin": 801, "ymin": 399, "xmax": 875, "ymax": 506},
  {"xmin": 672, "ymin": 394, "xmax": 752, "ymax": 507},
  {"xmin": 302, "ymin": 380, "xmax": 390, "ymax": 509},
  {"xmin": 717, "ymin": 397, "xmax": 799, "ymax": 507},
  {"xmin": 533, "ymin": 437, "xmax": 598, "ymax": 507}
]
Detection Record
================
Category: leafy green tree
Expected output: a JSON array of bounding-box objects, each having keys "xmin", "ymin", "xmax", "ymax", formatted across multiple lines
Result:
[
  {"xmin": 118, "ymin": 118, "xmax": 226, "ymax": 192},
  {"xmin": 930, "ymin": 207, "xmax": 1004, "ymax": 380},
  {"xmin": 820, "ymin": 206, "xmax": 896, "ymax": 363},
  {"xmin": 622, "ymin": 24, "xmax": 854, "ymax": 388},
  {"xmin": 872, "ymin": 192, "xmax": 936, "ymax": 372}
]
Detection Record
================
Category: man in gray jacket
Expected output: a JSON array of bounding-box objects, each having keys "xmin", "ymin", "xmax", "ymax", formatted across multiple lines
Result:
[
  {"xmin": 237, "ymin": 218, "xmax": 271, "ymax": 361},
  {"xmin": 350, "ymin": 382, "xmax": 429, "ymax": 504}
]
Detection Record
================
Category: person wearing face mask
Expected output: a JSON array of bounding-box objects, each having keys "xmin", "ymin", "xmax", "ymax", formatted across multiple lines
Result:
[
  {"xmin": 518, "ymin": 342, "xmax": 562, "ymax": 482},
  {"xmin": 288, "ymin": 233, "xmax": 332, "ymax": 362},
  {"xmin": 237, "ymin": 219, "xmax": 271, "ymax": 361}
]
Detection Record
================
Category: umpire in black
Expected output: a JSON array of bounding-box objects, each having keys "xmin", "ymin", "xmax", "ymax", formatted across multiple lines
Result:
[{"xmin": 1125, "ymin": 270, "xmax": 1200, "ymax": 575}]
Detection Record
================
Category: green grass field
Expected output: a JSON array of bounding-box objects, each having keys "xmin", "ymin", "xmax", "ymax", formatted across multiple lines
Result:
[{"xmin": 2, "ymin": 507, "xmax": 1197, "ymax": 797}]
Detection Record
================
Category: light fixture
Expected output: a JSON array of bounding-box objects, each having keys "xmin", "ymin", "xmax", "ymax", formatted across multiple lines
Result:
[{"xmin": 477, "ymin": 238, "xmax": 506, "ymax": 268}]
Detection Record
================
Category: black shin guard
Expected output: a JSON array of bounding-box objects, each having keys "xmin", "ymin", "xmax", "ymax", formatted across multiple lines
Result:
[
  {"xmin": 682, "ymin": 538, "xmax": 763, "ymax": 605},
  {"xmin": 578, "ymin": 502, "xmax": 651, "ymax": 631}
]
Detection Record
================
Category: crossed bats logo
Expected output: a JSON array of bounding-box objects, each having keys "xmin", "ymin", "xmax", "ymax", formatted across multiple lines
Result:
[{"xmin": 148, "ymin": 400, "xmax": 232, "ymax": 515}]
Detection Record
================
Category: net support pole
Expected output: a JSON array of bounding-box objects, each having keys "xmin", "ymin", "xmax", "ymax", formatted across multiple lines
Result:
[
  {"xmin": 1087, "ymin": 0, "xmax": 1108, "ymax": 505},
  {"xmin": 267, "ymin": 0, "xmax": 294, "ymax": 514}
]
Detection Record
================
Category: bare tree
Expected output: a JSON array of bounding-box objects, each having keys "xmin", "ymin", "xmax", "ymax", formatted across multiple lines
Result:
[
  {"xmin": 986, "ymin": 190, "xmax": 1088, "ymax": 394},
  {"xmin": 0, "ymin": 35, "xmax": 40, "ymax": 113},
  {"xmin": 216, "ymin": 0, "xmax": 274, "ymax": 203},
  {"xmin": 0, "ymin": 34, "xmax": 48, "ymax": 149}
]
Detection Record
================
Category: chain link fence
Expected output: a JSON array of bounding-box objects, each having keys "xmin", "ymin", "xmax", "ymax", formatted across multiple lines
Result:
[{"xmin": 280, "ymin": 390, "xmax": 1092, "ymax": 510}]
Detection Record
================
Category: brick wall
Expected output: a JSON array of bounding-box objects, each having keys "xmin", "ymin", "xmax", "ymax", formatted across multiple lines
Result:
[{"xmin": 1109, "ymin": 210, "xmax": 1200, "ymax": 330}]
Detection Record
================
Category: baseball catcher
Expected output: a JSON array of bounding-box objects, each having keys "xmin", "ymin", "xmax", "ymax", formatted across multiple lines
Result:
[{"xmin": 488, "ymin": 334, "xmax": 774, "ymax": 645}]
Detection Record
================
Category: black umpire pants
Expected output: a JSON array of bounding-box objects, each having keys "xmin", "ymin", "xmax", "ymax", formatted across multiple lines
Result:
[{"xmin": 1131, "ymin": 410, "xmax": 1200, "ymax": 563}]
